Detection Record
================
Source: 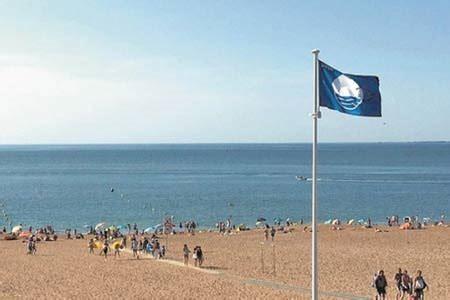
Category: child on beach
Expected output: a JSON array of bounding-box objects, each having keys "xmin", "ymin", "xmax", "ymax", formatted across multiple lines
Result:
[
  {"xmin": 373, "ymin": 270, "xmax": 387, "ymax": 300},
  {"xmin": 183, "ymin": 244, "xmax": 190, "ymax": 265}
]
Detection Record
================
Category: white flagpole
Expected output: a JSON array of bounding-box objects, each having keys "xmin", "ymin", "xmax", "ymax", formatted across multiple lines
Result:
[{"xmin": 311, "ymin": 48, "xmax": 320, "ymax": 300}]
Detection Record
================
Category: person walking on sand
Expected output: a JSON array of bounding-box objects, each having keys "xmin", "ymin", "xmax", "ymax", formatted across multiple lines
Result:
[
  {"xmin": 183, "ymin": 244, "xmax": 190, "ymax": 265},
  {"xmin": 193, "ymin": 246, "xmax": 204, "ymax": 267},
  {"xmin": 264, "ymin": 226, "xmax": 269, "ymax": 241},
  {"xmin": 270, "ymin": 226, "xmax": 276, "ymax": 241},
  {"xmin": 373, "ymin": 270, "xmax": 387, "ymax": 300},
  {"xmin": 101, "ymin": 240, "xmax": 109, "ymax": 261},
  {"xmin": 400, "ymin": 270, "xmax": 412, "ymax": 299},
  {"xmin": 113, "ymin": 241, "xmax": 121, "ymax": 258},
  {"xmin": 413, "ymin": 270, "xmax": 428, "ymax": 300},
  {"xmin": 88, "ymin": 239, "xmax": 95, "ymax": 254},
  {"xmin": 131, "ymin": 238, "xmax": 139, "ymax": 259},
  {"xmin": 394, "ymin": 268, "xmax": 403, "ymax": 299}
]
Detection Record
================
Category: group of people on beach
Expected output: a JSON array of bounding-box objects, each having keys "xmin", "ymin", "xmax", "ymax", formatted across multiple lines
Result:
[
  {"xmin": 373, "ymin": 269, "xmax": 428, "ymax": 300},
  {"xmin": 183, "ymin": 244, "xmax": 204, "ymax": 267}
]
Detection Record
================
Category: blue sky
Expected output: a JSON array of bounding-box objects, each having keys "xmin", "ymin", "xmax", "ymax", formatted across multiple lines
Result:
[{"xmin": 0, "ymin": 0, "xmax": 449, "ymax": 143}]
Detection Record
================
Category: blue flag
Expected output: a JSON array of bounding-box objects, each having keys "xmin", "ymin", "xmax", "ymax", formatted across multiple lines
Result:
[{"xmin": 319, "ymin": 60, "xmax": 381, "ymax": 117}]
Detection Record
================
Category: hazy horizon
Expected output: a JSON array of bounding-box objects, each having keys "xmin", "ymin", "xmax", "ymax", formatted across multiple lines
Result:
[{"xmin": 1, "ymin": 1, "xmax": 450, "ymax": 144}]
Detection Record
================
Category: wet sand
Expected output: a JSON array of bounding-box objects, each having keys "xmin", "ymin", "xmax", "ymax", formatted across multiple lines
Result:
[{"xmin": 1, "ymin": 225, "xmax": 449, "ymax": 299}]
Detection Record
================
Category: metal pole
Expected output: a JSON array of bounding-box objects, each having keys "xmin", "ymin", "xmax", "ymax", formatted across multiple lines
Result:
[{"xmin": 311, "ymin": 48, "xmax": 320, "ymax": 300}]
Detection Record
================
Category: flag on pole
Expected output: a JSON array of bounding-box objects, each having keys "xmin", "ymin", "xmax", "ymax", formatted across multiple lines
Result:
[{"xmin": 319, "ymin": 60, "xmax": 381, "ymax": 117}]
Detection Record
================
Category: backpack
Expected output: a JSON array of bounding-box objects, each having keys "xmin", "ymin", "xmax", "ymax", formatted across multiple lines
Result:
[{"xmin": 415, "ymin": 278, "xmax": 425, "ymax": 289}]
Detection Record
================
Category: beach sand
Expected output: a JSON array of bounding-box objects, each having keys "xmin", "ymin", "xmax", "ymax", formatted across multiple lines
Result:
[{"xmin": 1, "ymin": 225, "xmax": 449, "ymax": 299}]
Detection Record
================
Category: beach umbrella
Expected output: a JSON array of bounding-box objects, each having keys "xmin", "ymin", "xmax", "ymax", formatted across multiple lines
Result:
[
  {"xmin": 257, "ymin": 217, "xmax": 266, "ymax": 222},
  {"xmin": 332, "ymin": 219, "xmax": 340, "ymax": 225},
  {"xmin": 255, "ymin": 221, "xmax": 264, "ymax": 227},
  {"xmin": 324, "ymin": 219, "xmax": 332, "ymax": 225},
  {"xmin": 12, "ymin": 225, "xmax": 22, "ymax": 233},
  {"xmin": 95, "ymin": 223, "xmax": 106, "ymax": 231},
  {"xmin": 108, "ymin": 225, "xmax": 118, "ymax": 232},
  {"xmin": 357, "ymin": 219, "xmax": 365, "ymax": 224},
  {"xmin": 348, "ymin": 219, "xmax": 355, "ymax": 225},
  {"xmin": 273, "ymin": 217, "xmax": 281, "ymax": 223},
  {"xmin": 143, "ymin": 227, "xmax": 153, "ymax": 233},
  {"xmin": 117, "ymin": 225, "xmax": 127, "ymax": 230}
]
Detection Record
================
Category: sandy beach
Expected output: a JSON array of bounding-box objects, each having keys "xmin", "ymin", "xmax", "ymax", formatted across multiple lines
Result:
[{"xmin": 0, "ymin": 225, "xmax": 449, "ymax": 299}]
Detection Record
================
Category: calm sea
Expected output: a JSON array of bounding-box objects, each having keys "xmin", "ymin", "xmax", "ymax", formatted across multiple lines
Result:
[{"xmin": 0, "ymin": 143, "xmax": 449, "ymax": 231}]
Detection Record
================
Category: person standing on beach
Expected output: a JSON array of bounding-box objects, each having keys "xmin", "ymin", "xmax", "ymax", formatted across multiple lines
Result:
[
  {"xmin": 101, "ymin": 240, "xmax": 109, "ymax": 261},
  {"xmin": 400, "ymin": 270, "xmax": 412, "ymax": 299},
  {"xmin": 131, "ymin": 238, "xmax": 139, "ymax": 259},
  {"xmin": 413, "ymin": 270, "xmax": 428, "ymax": 300},
  {"xmin": 113, "ymin": 241, "xmax": 121, "ymax": 258},
  {"xmin": 183, "ymin": 244, "xmax": 190, "ymax": 265},
  {"xmin": 88, "ymin": 239, "xmax": 95, "ymax": 254},
  {"xmin": 270, "ymin": 227, "xmax": 276, "ymax": 241},
  {"xmin": 373, "ymin": 270, "xmax": 387, "ymax": 300},
  {"xmin": 264, "ymin": 226, "xmax": 269, "ymax": 241},
  {"xmin": 394, "ymin": 268, "xmax": 403, "ymax": 299}
]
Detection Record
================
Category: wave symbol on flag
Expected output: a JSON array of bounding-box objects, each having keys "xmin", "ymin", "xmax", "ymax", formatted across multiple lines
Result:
[{"xmin": 331, "ymin": 75, "xmax": 364, "ymax": 110}]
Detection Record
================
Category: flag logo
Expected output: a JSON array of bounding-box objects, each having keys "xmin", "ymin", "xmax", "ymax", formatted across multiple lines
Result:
[
  {"xmin": 319, "ymin": 60, "xmax": 381, "ymax": 117},
  {"xmin": 331, "ymin": 75, "xmax": 364, "ymax": 111}
]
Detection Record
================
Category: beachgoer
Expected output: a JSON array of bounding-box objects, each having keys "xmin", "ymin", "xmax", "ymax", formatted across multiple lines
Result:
[
  {"xmin": 413, "ymin": 270, "xmax": 428, "ymax": 300},
  {"xmin": 264, "ymin": 227, "xmax": 269, "ymax": 241},
  {"xmin": 183, "ymin": 244, "xmax": 190, "ymax": 265},
  {"xmin": 88, "ymin": 239, "xmax": 95, "ymax": 254},
  {"xmin": 193, "ymin": 246, "xmax": 199, "ymax": 267},
  {"xmin": 400, "ymin": 270, "xmax": 412, "ymax": 299},
  {"xmin": 113, "ymin": 241, "xmax": 121, "ymax": 258},
  {"xmin": 26, "ymin": 236, "xmax": 36, "ymax": 255},
  {"xmin": 373, "ymin": 270, "xmax": 387, "ymax": 300},
  {"xmin": 161, "ymin": 245, "xmax": 166, "ymax": 258},
  {"xmin": 101, "ymin": 240, "xmax": 109, "ymax": 260},
  {"xmin": 131, "ymin": 238, "xmax": 139, "ymax": 259},
  {"xmin": 193, "ymin": 246, "xmax": 204, "ymax": 267},
  {"xmin": 270, "ymin": 227, "xmax": 276, "ymax": 241},
  {"xmin": 394, "ymin": 268, "xmax": 402, "ymax": 299}
]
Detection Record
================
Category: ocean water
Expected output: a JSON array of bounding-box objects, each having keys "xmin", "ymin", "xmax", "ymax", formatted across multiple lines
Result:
[{"xmin": 0, "ymin": 143, "xmax": 449, "ymax": 231}]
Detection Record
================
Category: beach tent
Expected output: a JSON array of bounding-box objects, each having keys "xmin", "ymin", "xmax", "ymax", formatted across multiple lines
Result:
[
  {"xmin": 95, "ymin": 223, "xmax": 107, "ymax": 231},
  {"xmin": 143, "ymin": 227, "xmax": 153, "ymax": 233},
  {"xmin": 257, "ymin": 217, "xmax": 266, "ymax": 222},
  {"xmin": 324, "ymin": 219, "xmax": 332, "ymax": 225},
  {"xmin": 348, "ymin": 219, "xmax": 355, "ymax": 225},
  {"xmin": 332, "ymin": 219, "xmax": 340, "ymax": 225},
  {"xmin": 12, "ymin": 225, "xmax": 22, "ymax": 234}
]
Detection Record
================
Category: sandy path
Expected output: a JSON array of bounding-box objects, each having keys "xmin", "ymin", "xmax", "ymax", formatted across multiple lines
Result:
[{"xmin": 1, "ymin": 225, "xmax": 448, "ymax": 299}]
